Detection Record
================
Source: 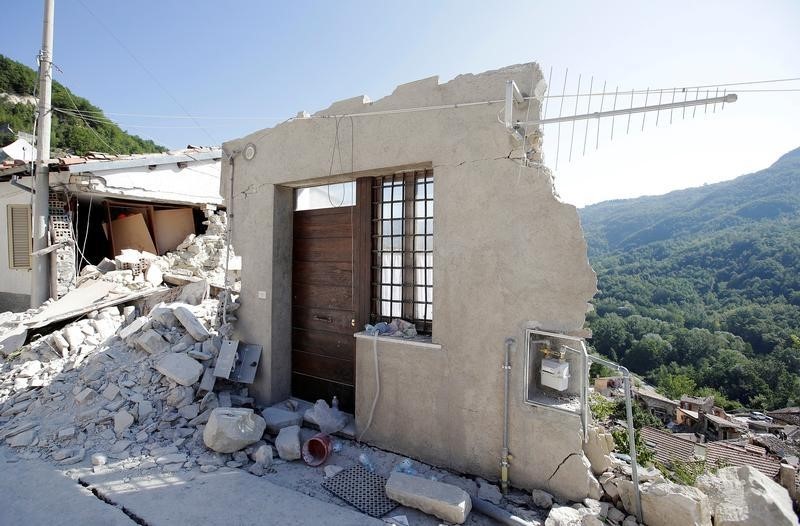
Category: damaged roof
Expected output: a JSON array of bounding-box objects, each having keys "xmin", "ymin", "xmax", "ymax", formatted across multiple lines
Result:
[{"xmin": 0, "ymin": 146, "xmax": 221, "ymax": 177}]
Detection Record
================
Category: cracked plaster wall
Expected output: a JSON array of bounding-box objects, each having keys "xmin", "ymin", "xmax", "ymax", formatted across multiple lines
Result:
[{"xmin": 221, "ymin": 63, "xmax": 598, "ymax": 500}]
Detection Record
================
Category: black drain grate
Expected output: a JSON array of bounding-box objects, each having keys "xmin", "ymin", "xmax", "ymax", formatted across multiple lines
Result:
[{"xmin": 322, "ymin": 465, "xmax": 397, "ymax": 518}]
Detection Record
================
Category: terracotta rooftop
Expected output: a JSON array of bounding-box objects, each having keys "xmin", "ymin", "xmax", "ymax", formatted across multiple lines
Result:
[
  {"xmin": 705, "ymin": 441, "xmax": 781, "ymax": 478},
  {"xmin": 641, "ymin": 426, "xmax": 783, "ymax": 478},
  {"xmin": 641, "ymin": 426, "xmax": 696, "ymax": 466},
  {"xmin": 703, "ymin": 412, "xmax": 747, "ymax": 430},
  {"xmin": 633, "ymin": 387, "xmax": 678, "ymax": 405},
  {"xmin": 768, "ymin": 407, "xmax": 800, "ymax": 426}
]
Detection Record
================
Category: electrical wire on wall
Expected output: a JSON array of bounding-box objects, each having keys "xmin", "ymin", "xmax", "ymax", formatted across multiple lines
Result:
[{"xmin": 325, "ymin": 116, "xmax": 356, "ymax": 207}]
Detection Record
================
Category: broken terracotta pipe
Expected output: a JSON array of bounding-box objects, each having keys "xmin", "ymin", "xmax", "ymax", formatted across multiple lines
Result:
[{"xmin": 302, "ymin": 432, "xmax": 333, "ymax": 467}]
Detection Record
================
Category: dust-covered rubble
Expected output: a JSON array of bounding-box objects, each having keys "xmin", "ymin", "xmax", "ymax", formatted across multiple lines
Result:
[{"xmin": 0, "ymin": 210, "xmax": 240, "ymax": 360}]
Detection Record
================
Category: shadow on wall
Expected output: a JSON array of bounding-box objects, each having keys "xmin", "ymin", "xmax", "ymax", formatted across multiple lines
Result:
[{"xmin": 0, "ymin": 293, "xmax": 31, "ymax": 314}]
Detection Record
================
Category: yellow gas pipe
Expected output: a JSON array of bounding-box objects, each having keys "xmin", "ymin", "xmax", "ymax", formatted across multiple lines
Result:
[{"xmin": 501, "ymin": 338, "xmax": 515, "ymax": 493}]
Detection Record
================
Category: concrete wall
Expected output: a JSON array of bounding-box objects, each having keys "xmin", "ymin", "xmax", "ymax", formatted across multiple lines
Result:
[
  {"xmin": 0, "ymin": 182, "xmax": 33, "ymax": 305},
  {"xmin": 222, "ymin": 64, "xmax": 598, "ymax": 500}
]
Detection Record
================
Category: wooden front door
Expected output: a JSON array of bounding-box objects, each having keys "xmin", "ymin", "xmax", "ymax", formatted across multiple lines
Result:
[{"xmin": 292, "ymin": 205, "xmax": 361, "ymax": 412}]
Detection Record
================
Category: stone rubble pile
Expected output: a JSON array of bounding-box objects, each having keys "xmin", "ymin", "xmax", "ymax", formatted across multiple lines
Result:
[
  {"xmin": 157, "ymin": 211, "xmax": 241, "ymax": 290},
  {"xmin": 544, "ymin": 424, "xmax": 799, "ymax": 526},
  {"xmin": 79, "ymin": 211, "xmax": 240, "ymax": 291},
  {"xmin": 0, "ymin": 295, "xmax": 253, "ymax": 475},
  {"xmin": 0, "ymin": 211, "xmax": 240, "ymax": 359}
]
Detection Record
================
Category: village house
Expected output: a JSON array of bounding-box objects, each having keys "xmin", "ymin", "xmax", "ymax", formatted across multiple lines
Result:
[
  {"xmin": 0, "ymin": 146, "xmax": 222, "ymax": 311},
  {"xmin": 221, "ymin": 64, "xmax": 601, "ymax": 501},
  {"xmin": 632, "ymin": 386, "xmax": 678, "ymax": 425}
]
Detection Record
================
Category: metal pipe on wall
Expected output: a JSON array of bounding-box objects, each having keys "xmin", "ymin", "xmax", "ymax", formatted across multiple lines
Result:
[{"xmin": 501, "ymin": 337, "xmax": 515, "ymax": 494}]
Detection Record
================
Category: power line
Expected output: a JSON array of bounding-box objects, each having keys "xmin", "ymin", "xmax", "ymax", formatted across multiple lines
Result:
[
  {"xmin": 52, "ymin": 107, "xmax": 288, "ymax": 121},
  {"xmin": 75, "ymin": 0, "xmax": 221, "ymax": 146},
  {"xmin": 58, "ymin": 91, "xmax": 121, "ymax": 155}
]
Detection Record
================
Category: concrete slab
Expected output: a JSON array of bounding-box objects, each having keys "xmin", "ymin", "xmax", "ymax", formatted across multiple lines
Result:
[
  {"xmin": 80, "ymin": 467, "xmax": 385, "ymax": 526},
  {"xmin": 0, "ymin": 457, "xmax": 136, "ymax": 525}
]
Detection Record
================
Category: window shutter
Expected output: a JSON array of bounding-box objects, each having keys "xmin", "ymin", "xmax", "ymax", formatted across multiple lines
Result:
[{"xmin": 7, "ymin": 205, "xmax": 32, "ymax": 269}]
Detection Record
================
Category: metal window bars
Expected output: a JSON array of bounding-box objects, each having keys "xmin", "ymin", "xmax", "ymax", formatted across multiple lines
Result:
[{"xmin": 370, "ymin": 169, "xmax": 433, "ymax": 334}]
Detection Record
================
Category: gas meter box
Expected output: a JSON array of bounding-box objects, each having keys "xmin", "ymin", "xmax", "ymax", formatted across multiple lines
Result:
[{"xmin": 540, "ymin": 357, "xmax": 570, "ymax": 391}]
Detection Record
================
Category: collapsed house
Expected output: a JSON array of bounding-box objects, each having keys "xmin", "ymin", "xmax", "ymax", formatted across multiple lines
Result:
[
  {"xmin": 0, "ymin": 146, "xmax": 223, "ymax": 312},
  {"xmin": 221, "ymin": 63, "xmax": 601, "ymax": 500}
]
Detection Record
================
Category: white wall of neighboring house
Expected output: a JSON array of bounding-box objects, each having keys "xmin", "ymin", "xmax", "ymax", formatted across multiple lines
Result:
[
  {"xmin": 0, "ymin": 181, "xmax": 33, "ymax": 297},
  {"xmin": 53, "ymin": 157, "xmax": 223, "ymax": 206}
]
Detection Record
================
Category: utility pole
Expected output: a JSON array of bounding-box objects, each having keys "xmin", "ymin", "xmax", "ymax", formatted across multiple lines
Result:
[{"xmin": 31, "ymin": 0, "xmax": 54, "ymax": 308}]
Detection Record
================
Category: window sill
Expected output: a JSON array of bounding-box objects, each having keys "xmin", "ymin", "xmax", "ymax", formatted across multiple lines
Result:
[{"xmin": 354, "ymin": 331, "xmax": 441, "ymax": 350}]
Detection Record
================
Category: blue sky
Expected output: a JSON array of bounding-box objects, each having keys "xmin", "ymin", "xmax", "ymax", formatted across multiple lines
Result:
[{"xmin": 4, "ymin": 1, "xmax": 799, "ymax": 206}]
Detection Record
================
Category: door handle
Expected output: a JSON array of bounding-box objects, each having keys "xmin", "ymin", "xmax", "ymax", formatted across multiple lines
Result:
[{"xmin": 351, "ymin": 318, "xmax": 356, "ymax": 328}]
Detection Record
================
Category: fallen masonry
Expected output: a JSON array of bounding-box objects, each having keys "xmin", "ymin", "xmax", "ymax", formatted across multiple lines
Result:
[{"xmin": 0, "ymin": 288, "xmax": 545, "ymax": 525}]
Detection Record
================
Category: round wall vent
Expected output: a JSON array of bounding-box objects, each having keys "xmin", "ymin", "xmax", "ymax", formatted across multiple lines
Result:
[{"xmin": 243, "ymin": 143, "xmax": 257, "ymax": 161}]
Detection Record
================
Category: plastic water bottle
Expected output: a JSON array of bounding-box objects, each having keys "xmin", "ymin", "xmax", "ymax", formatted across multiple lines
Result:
[
  {"xmin": 393, "ymin": 458, "xmax": 417, "ymax": 475},
  {"xmin": 358, "ymin": 453, "xmax": 375, "ymax": 473},
  {"xmin": 331, "ymin": 396, "xmax": 339, "ymax": 410}
]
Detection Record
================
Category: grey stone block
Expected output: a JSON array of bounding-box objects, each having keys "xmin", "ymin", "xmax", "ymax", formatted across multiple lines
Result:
[{"xmin": 385, "ymin": 472, "xmax": 472, "ymax": 524}]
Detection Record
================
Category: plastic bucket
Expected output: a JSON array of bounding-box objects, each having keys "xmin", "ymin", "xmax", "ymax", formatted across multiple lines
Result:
[{"xmin": 302, "ymin": 433, "xmax": 332, "ymax": 467}]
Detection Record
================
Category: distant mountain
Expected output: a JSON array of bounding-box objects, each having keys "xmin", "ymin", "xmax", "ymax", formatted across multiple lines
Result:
[
  {"xmin": 580, "ymin": 148, "xmax": 800, "ymax": 410},
  {"xmin": 0, "ymin": 54, "xmax": 165, "ymax": 155},
  {"xmin": 582, "ymin": 147, "xmax": 800, "ymax": 255}
]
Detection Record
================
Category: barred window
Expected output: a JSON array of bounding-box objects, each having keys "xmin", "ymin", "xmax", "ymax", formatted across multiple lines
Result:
[{"xmin": 371, "ymin": 169, "xmax": 433, "ymax": 334}]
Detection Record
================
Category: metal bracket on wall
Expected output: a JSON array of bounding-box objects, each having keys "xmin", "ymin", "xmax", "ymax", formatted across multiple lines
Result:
[{"xmin": 504, "ymin": 80, "xmax": 526, "ymax": 141}]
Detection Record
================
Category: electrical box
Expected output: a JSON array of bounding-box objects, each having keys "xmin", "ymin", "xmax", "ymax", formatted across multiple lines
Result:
[
  {"xmin": 524, "ymin": 328, "xmax": 586, "ymax": 414},
  {"xmin": 541, "ymin": 357, "xmax": 570, "ymax": 391}
]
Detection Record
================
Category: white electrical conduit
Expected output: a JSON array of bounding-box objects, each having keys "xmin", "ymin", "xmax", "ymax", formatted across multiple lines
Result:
[{"xmin": 358, "ymin": 333, "xmax": 380, "ymax": 442}]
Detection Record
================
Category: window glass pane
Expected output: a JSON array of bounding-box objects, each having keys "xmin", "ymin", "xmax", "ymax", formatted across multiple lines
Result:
[{"xmin": 294, "ymin": 182, "xmax": 355, "ymax": 211}]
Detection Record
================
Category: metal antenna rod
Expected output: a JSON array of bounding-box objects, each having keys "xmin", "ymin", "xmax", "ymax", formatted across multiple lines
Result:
[
  {"xmin": 641, "ymin": 88, "xmax": 650, "ymax": 132},
  {"xmin": 692, "ymin": 88, "xmax": 700, "ymax": 118},
  {"xmin": 626, "ymin": 89, "xmax": 634, "ymax": 134},
  {"xmin": 555, "ymin": 68, "xmax": 568, "ymax": 169},
  {"xmin": 517, "ymin": 93, "xmax": 736, "ymax": 126},
  {"xmin": 542, "ymin": 66, "xmax": 554, "ymax": 120},
  {"xmin": 568, "ymin": 74, "xmax": 581, "ymax": 162},
  {"xmin": 582, "ymin": 76, "xmax": 593, "ymax": 156},
  {"xmin": 596, "ymin": 80, "xmax": 606, "ymax": 150},
  {"xmin": 655, "ymin": 89, "xmax": 664, "ymax": 127},
  {"xmin": 610, "ymin": 86, "xmax": 619, "ymax": 140},
  {"xmin": 705, "ymin": 89, "xmax": 709, "ymax": 114},
  {"xmin": 721, "ymin": 88, "xmax": 727, "ymax": 111},
  {"xmin": 682, "ymin": 89, "xmax": 688, "ymax": 119},
  {"xmin": 669, "ymin": 88, "xmax": 676, "ymax": 125},
  {"xmin": 713, "ymin": 88, "xmax": 719, "ymax": 112}
]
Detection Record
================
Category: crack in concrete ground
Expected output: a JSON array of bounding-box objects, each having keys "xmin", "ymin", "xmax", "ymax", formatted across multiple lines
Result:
[{"xmin": 78, "ymin": 479, "xmax": 150, "ymax": 526}]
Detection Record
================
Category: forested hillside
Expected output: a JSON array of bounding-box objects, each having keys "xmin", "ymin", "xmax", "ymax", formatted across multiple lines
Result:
[
  {"xmin": 580, "ymin": 147, "xmax": 800, "ymax": 410},
  {"xmin": 0, "ymin": 54, "xmax": 164, "ymax": 155}
]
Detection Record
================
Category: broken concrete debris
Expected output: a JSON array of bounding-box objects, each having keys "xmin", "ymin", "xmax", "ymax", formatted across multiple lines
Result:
[
  {"xmin": 385, "ymin": 471, "xmax": 472, "ymax": 524},
  {"xmin": 155, "ymin": 352, "xmax": 204, "ymax": 386},
  {"xmin": 695, "ymin": 465, "xmax": 798, "ymax": 526},
  {"xmin": 261, "ymin": 406, "xmax": 304, "ymax": 435},
  {"xmin": 0, "ymin": 210, "xmax": 240, "ymax": 360},
  {"xmin": 202, "ymin": 407, "xmax": 266, "ymax": 453},
  {"xmin": 275, "ymin": 424, "xmax": 302, "ymax": 461}
]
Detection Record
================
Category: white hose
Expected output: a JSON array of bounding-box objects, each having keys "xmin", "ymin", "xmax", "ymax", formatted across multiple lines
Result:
[{"xmin": 358, "ymin": 333, "xmax": 380, "ymax": 442}]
